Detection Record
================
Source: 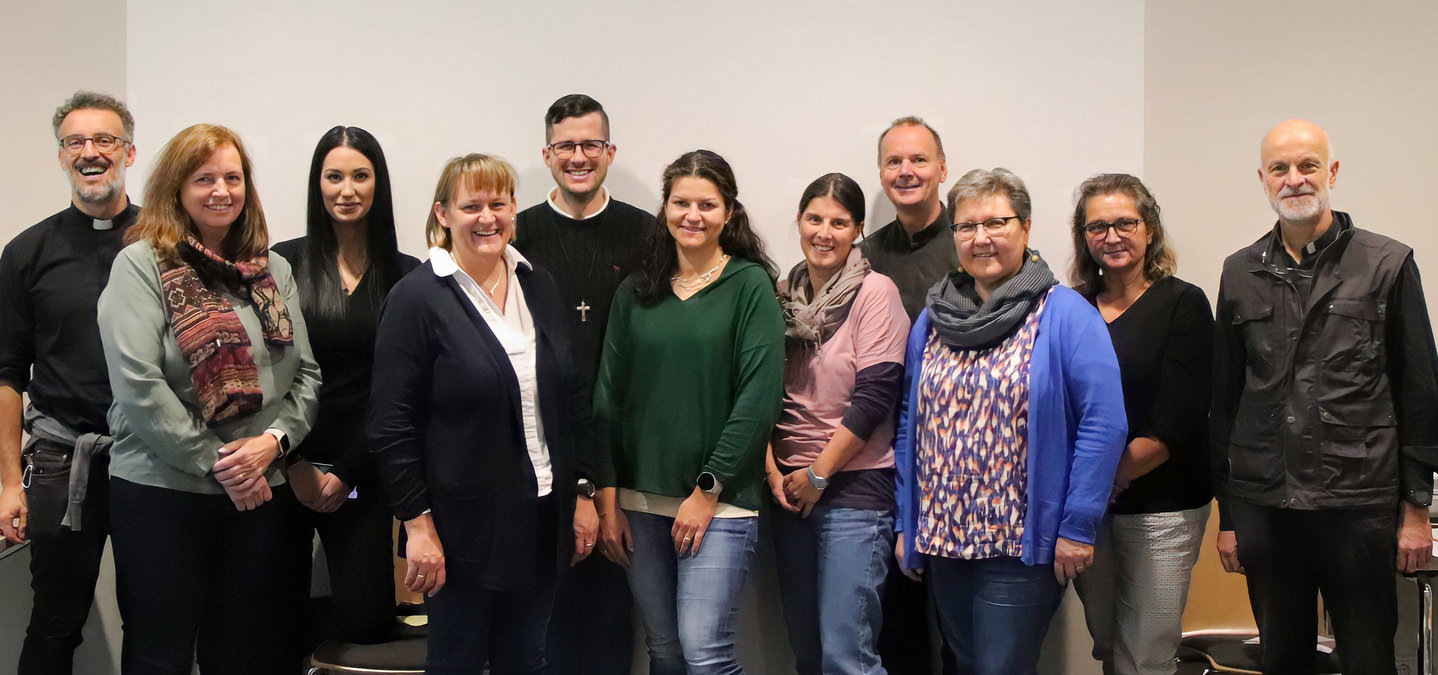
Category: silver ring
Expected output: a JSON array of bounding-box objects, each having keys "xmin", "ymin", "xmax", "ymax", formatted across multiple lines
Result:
[
  {"xmin": 683, "ymin": 536, "xmax": 693, "ymax": 542},
  {"xmin": 416, "ymin": 574, "xmax": 426, "ymax": 579}
]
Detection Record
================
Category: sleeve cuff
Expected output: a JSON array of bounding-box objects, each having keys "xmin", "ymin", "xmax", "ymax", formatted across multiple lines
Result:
[{"xmin": 264, "ymin": 428, "xmax": 288, "ymax": 460}]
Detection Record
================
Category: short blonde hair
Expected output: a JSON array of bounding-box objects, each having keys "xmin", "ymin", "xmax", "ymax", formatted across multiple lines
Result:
[
  {"xmin": 425, "ymin": 153, "xmax": 518, "ymax": 251},
  {"xmin": 127, "ymin": 124, "xmax": 268, "ymax": 261}
]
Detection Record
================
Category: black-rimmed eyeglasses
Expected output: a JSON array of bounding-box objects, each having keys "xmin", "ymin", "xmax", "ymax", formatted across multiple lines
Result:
[
  {"xmin": 547, "ymin": 140, "xmax": 610, "ymax": 159},
  {"xmin": 952, "ymin": 215, "xmax": 1020, "ymax": 240},
  {"xmin": 1083, "ymin": 218, "xmax": 1143, "ymax": 239},
  {"xmin": 59, "ymin": 134, "xmax": 130, "ymax": 155}
]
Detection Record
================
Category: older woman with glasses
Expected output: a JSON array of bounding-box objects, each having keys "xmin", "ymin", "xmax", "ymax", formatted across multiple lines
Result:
[
  {"xmin": 893, "ymin": 168, "xmax": 1126, "ymax": 675},
  {"xmin": 1068, "ymin": 174, "xmax": 1213, "ymax": 675}
]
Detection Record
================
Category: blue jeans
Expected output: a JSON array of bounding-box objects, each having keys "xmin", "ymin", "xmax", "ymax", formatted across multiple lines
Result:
[
  {"xmin": 927, "ymin": 555, "xmax": 1063, "ymax": 675},
  {"xmin": 772, "ymin": 505, "xmax": 894, "ymax": 675},
  {"xmin": 624, "ymin": 510, "xmax": 758, "ymax": 675}
]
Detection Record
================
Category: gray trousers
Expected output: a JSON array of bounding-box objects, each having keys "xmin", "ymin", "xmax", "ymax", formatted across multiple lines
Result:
[{"xmin": 1074, "ymin": 504, "xmax": 1209, "ymax": 675}]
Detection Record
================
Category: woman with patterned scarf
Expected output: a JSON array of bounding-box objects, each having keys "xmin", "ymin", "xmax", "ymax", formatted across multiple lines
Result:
[
  {"xmin": 768, "ymin": 173, "xmax": 910, "ymax": 675},
  {"xmin": 892, "ymin": 168, "xmax": 1127, "ymax": 675},
  {"xmin": 97, "ymin": 124, "xmax": 320, "ymax": 675}
]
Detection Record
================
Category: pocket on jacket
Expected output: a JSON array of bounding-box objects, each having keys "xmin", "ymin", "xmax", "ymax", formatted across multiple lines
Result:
[
  {"xmin": 1318, "ymin": 298, "xmax": 1384, "ymax": 370},
  {"xmin": 1232, "ymin": 300, "xmax": 1278, "ymax": 372}
]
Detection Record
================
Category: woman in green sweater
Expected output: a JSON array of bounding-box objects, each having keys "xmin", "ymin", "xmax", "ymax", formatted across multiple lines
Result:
[{"xmin": 593, "ymin": 149, "xmax": 784, "ymax": 675}]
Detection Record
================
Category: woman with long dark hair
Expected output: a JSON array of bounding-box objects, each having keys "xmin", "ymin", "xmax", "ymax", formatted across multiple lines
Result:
[
  {"xmin": 592, "ymin": 149, "xmax": 784, "ymax": 675},
  {"xmin": 272, "ymin": 126, "xmax": 418, "ymax": 646}
]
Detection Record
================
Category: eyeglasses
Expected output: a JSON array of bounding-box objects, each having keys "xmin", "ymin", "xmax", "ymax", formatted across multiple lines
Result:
[
  {"xmin": 952, "ymin": 215, "xmax": 1020, "ymax": 240},
  {"xmin": 547, "ymin": 140, "xmax": 609, "ymax": 159},
  {"xmin": 59, "ymin": 134, "xmax": 129, "ymax": 155},
  {"xmin": 1083, "ymin": 218, "xmax": 1143, "ymax": 239}
]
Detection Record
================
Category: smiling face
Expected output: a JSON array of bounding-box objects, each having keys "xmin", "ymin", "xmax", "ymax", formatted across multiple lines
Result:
[
  {"xmin": 180, "ymin": 144, "xmax": 245, "ymax": 250},
  {"xmin": 435, "ymin": 182, "xmax": 514, "ymax": 267},
  {"xmin": 665, "ymin": 176, "xmax": 731, "ymax": 255},
  {"xmin": 1083, "ymin": 191, "xmax": 1149, "ymax": 277},
  {"xmin": 56, "ymin": 108, "xmax": 135, "ymax": 206},
  {"xmin": 543, "ymin": 112, "xmax": 614, "ymax": 202},
  {"xmin": 320, "ymin": 145, "xmax": 375, "ymax": 225},
  {"xmin": 879, "ymin": 124, "xmax": 947, "ymax": 209},
  {"xmin": 799, "ymin": 195, "xmax": 862, "ymax": 279},
  {"xmin": 953, "ymin": 194, "xmax": 1030, "ymax": 296},
  {"xmin": 1259, "ymin": 120, "xmax": 1338, "ymax": 224}
]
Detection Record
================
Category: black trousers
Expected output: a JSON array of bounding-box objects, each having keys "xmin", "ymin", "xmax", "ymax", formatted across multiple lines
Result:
[
  {"xmin": 878, "ymin": 556, "xmax": 956, "ymax": 675},
  {"xmin": 17, "ymin": 438, "xmax": 110, "ymax": 675},
  {"xmin": 1228, "ymin": 498, "xmax": 1399, "ymax": 675},
  {"xmin": 280, "ymin": 479, "xmax": 397, "ymax": 654},
  {"xmin": 541, "ymin": 552, "xmax": 634, "ymax": 675},
  {"xmin": 110, "ymin": 477, "xmax": 294, "ymax": 675}
]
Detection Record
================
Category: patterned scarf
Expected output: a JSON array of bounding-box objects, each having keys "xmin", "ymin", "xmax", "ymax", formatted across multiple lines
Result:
[
  {"xmin": 158, "ymin": 236, "xmax": 293, "ymax": 426},
  {"xmin": 925, "ymin": 248, "xmax": 1057, "ymax": 349},
  {"xmin": 778, "ymin": 249, "xmax": 870, "ymax": 348}
]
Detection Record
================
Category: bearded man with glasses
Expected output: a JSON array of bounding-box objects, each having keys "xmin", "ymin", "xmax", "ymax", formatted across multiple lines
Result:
[{"xmin": 0, "ymin": 90, "xmax": 138, "ymax": 675}]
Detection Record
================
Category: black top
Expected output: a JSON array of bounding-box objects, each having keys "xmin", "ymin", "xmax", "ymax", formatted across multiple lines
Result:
[
  {"xmin": 369, "ymin": 261, "xmax": 588, "ymax": 589},
  {"xmin": 514, "ymin": 196, "xmax": 651, "ymax": 403},
  {"xmin": 0, "ymin": 202, "xmax": 139, "ymax": 434},
  {"xmin": 1271, "ymin": 214, "xmax": 1345, "ymax": 303},
  {"xmin": 1081, "ymin": 275, "xmax": 1215, "ymax": 514},
  {"xmin": 271, "ymin": 237, "xmax": 419, "ymax": 487},
  {"xmin": 859, "ymin": 207, "xmax": 957, "ymax": 321}
]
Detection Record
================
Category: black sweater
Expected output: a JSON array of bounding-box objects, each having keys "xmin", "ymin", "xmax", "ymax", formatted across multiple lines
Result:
[
  {"xmin": 369, "ymin": 260, "xmax": 589, "ymax": 589},
  {"xmin": 271, "ymin": 237, "xmax": 419, "ymax": 488}
]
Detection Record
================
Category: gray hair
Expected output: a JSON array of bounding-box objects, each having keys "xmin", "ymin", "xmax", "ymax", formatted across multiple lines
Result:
[
  {"xmin": 946, "ymin": 168, "xmax": 1031, "ymax": 223},
  {"xmin": 876, "ymin": 115, "xmax": 945, "ymax": 164},
  {"xmin": 52, "ymin": 91, "xmax": 134, "ymax": 140}
]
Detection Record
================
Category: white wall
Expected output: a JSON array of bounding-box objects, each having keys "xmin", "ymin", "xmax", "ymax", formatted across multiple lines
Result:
[{"xmin": 124, "ymin": 0, "xmax": 1144, "ymax": 272}]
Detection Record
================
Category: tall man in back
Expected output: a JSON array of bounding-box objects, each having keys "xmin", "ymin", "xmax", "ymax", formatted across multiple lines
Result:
[
  {"xmin": 513, "ymin": 93, "xmax": 652, "ymax": 675},
  {"xmin": 0, "ymin": 91, "xmax": 139, "ymax": 675},
  {"xmin": 860, "ymin": 115, "xmax": 955, "ymax": 675},
  {"xmin": 1212, "ymin": 118, "xmax": 1438, "ymax": 675}
]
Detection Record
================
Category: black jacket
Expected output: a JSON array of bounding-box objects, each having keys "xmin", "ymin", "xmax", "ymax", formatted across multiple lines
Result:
[
  {"xmin": 1212, "ymin": 212, "xmax": 1438, "ymax": 522},
  {"xmin": 369, "ymin": 260, "xmax": 590, "ymax": 590}
]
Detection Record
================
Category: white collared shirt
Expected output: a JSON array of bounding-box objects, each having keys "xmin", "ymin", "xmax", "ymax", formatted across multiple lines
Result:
[
  {"xmin": 546, "ymin": 187, "xmax": 611, "ymax": 220},
  {"xmin": 430, "ymin": 245, "xmax": 553, "ymax": 497}
]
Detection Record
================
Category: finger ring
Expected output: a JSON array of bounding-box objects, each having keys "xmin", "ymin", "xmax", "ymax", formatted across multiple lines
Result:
[
  {"xmin": 585, "ymin": 542, "xmax": 593, "ymax": 548},
  {"xmin": 683, "ymin": 536, "xmax": 693, "ymax": 542},
  {"xmin": 416, "ymin": 574, "xmax": 426, "ymax": 579}
]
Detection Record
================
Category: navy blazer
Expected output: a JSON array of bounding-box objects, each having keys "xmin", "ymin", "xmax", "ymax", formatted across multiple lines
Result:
[{"xmin": 369, "ymin": 259, "xmax": 590, "ymax": 590}]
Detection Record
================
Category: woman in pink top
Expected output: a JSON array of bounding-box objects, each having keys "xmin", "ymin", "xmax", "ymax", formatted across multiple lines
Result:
[{"xmin": 767, "ymin": 173, "xmax": 911, "ymax": 675}]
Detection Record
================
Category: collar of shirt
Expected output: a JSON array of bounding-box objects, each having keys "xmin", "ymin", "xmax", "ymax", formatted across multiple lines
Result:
[
  {"xmin": 65, "ymin": 200, "xmax": 137, "ymax": 232},
  {"xmin": 546, "ymin": 187, "xmax": 611, "ymax": 220},
  {"xmin": 1268, "ymin": 209, "xmax": 1350, "ymax": 271},
  {"xmin": 883, "ymin": 205, "xmax": 950, "ymax": 252},
  {"xmin": 429, "ymin": 244, "xmax": 532, "ymax": 278}
]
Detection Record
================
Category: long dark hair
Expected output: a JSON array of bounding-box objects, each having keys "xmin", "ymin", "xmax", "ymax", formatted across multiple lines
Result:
[
  {"xmin": 297, "ymin": 126, "xmax": 404, "ymax": 323},
  {"xmin": 632, "ymin": 150, "xmax": 776, "ymax": 305}
]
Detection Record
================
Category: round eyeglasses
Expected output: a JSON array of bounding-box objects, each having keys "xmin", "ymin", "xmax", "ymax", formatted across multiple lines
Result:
[{"xmin": 59, "ymin": 134, "xmax": 129, "ymax": 155}]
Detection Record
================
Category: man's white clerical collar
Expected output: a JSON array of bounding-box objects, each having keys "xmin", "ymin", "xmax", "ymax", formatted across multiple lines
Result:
[
  {"xmin": 546, "ymin": 188, "xmax": 611, "ymax": 221},
  {"xmin": 92, "ymin": 219, "xmax": 114, "ymax": 231}
]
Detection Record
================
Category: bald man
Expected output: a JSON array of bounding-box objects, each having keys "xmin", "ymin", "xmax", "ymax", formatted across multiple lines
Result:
[{"xmin": 1210, "ymin": 119, "xmax": 1438, "ymax": 675}]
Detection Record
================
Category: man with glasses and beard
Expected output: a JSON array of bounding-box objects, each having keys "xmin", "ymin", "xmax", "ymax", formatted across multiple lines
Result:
[
  {"xmin": 1211, "ymin": 118, "xmax": 1438, "ymax": 675},
  {"xmin": 0, "ymin": 91, "xmax": 138, "ymax": 675},
  {"xmin": 513, "ymin": 93, "xmax": 651, "ymax": 675}
]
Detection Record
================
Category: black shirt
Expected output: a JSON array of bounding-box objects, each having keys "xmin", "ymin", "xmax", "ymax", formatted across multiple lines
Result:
[
  {"xmin": 0, "ymin": 202, "xmax": 138, "ymax": 434},
  {"xmin": 1271, "ymin": 213, "xmax": 1344, "ymax": 303},
  {"xmin": 271, "ymin": 237, "xmax": 419, "ymax": 486},
  {"xmin": 859, "ymin": 206, "xmax": 957, "ymax": 321},
  {"xmin": 1081, "ymin": 275, "xmax": 1215, "ymax": 514},
  {"xmin": 514, "ymin": 194, "xmax": 651, "ymax": 402}
]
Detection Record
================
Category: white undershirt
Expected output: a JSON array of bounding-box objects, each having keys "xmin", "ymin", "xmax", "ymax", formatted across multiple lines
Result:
[
  {"xmin": 546, "ymin": 187, "xmax": 611, "ymax": 220},
  {"xmin": 430, "ymin": 245, "xmax": 554, "ymax": 497}
]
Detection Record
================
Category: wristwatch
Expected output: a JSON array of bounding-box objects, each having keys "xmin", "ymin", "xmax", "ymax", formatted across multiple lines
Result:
[
  {"xmin": 265, "ymin": 428, "xmax": 290, "ymax": 459},
  {"xmin": 806, "ymin": 466, "xmax": 830, "ymax": 491},
  {"xmin": 697, "ymin": 471, "xmax": 723, "ymax": 495},
  {"xmin": 576, "ymin": 478, "xmax": 596, "ymax": 499}
]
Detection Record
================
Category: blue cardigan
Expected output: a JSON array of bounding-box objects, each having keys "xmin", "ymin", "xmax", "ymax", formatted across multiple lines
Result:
[{"xmin": 895, "ymin": 286, "xmax": 1127, "ymax": 570}]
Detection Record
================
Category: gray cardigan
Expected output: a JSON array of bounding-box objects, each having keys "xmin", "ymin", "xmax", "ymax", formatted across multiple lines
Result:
[{"xmin": 97, "ymin": 241, "xmax": 321, "ymax": 495}]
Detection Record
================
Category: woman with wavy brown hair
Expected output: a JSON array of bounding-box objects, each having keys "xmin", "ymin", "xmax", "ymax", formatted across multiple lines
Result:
[{"xmin": 97, "ymin": 123, "xmax": 320, "ymax": 675}]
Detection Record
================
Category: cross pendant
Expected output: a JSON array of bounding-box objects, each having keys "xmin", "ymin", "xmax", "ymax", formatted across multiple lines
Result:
[{"xmin": 576, "ymin": 299, "xmax": 591, "ymax": 323}]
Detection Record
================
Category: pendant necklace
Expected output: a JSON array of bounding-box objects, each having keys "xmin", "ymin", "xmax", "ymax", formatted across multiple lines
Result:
[
  {"xmin": 672, "ymin": 255, "xmax": 730, "ymax": 291},
  {"xmin": 553, "ymin": 226, "xmax": 600, "ymax": 323}
]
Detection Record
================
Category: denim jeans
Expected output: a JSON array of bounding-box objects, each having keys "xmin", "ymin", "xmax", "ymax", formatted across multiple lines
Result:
[
  {"xmin": 624, "ymin": 509, "xmax": 758, "ymax": 675},
  {"xmin": 927, "ymin": 554, "xmax": 1063, "ymax": 675},
  {"xmin": 17, "ymin": 438, "xmax": 110, "ymax": 675},
  {"xmin": 772, "ymin": 505, "xmax": 894, "ymax": 675}
]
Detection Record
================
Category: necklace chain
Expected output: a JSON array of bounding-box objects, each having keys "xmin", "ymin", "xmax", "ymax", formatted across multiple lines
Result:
[{"xmin": 671, "ymin": 255, "xmax": 730, "ymax": 291}]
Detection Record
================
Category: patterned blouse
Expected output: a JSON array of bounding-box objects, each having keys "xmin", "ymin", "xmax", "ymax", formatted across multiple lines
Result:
[{"xmin": 914, "ymin": 291, "xmax": 1050, "ymax": 560}]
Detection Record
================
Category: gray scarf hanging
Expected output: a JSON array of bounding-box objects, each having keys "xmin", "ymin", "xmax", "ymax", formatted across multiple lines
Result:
[
  {"xmin": 924, "ymin": 249, "xmax": 1058, "ymax": 349},
  {"xmin": 779, "ymin": 249, "xmax": 871, "ymax": 347}
]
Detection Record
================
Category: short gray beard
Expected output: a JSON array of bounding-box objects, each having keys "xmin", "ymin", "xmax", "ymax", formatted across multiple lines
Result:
[
  {"xmin": 69, "ymin": 161, "xmax": 127, "ymax": 205},
  {"xmin": 1269, "ymin": 188, "xmax": 1327, "ymax": 222}
]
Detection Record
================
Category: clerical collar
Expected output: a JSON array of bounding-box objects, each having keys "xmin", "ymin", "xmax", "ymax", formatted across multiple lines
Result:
[
  {"xmin": 546, "ymin": 188, "xmax": 611, "ymax": 221},
  {"xmin": 93, "ymin": 218, "xmax": 114, "ymax": 231}
]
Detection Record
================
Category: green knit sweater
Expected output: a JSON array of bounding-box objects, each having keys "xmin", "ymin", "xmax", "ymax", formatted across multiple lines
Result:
[{"xmin": 592, "ymin": 259, "xmax": 785, "ymax": 511}]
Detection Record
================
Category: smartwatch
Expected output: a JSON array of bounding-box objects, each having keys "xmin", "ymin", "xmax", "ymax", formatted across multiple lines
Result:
[
  {"xmin": 806, "ymin": 466, "xmax": 830, "ymax": 491},
  {"xmin": 576, "ymin": 478, "xmax": 596, "ymax": 499},
  {"xmin": 697, "ymin": 471, "xmax": 722, "ymax": 495}
]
